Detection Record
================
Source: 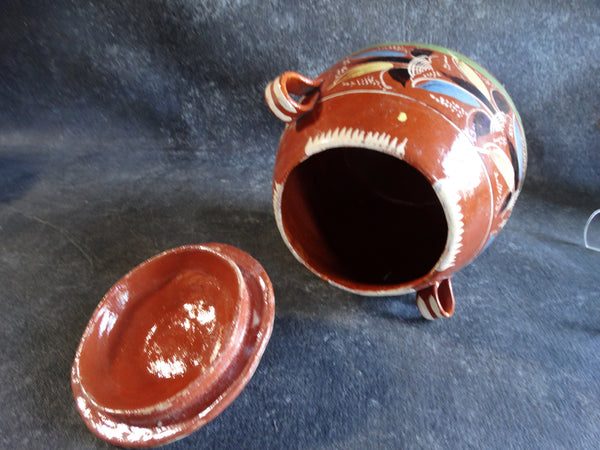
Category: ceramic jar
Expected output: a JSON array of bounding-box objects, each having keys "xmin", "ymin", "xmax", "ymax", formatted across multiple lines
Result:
[{"xmin": 266, "ymin": 43, "xmax": 526, "ymax": 319}]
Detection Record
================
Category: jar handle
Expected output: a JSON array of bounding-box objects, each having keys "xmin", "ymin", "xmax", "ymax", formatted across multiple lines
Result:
[
  {"xmin": 265, "ymin": 71, "xmax": 321, "ymax": 122},
  {"xmin": 416, "ymin": 278, "xmax": 456, "ymax": 320}
]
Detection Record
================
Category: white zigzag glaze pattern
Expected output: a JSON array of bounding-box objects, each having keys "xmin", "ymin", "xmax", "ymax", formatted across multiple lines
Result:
[
  {"xmin": 305, "ymin": 127, "xmax": 407, "ymax": 159},
  {"xmin": 434, "ymin": 179, "xmax": 465, "ymax": 272}
]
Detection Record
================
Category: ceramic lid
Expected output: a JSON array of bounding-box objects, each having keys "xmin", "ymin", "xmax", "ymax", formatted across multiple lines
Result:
[{"xmin": 71, "ymin": 243, "xmax": 275, "ymax": 447}]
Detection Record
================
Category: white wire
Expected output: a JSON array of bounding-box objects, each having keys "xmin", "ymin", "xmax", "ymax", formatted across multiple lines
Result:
[{"xmin": 583, "ymin": 209, "xmax": 600, "ymax": 252}]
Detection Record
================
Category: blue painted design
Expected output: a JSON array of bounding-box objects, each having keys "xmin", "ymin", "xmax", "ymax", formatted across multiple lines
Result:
[
  {"xmin": 513, "ymin": 116, "xmax": 524, "ymax": 176},
  {"xmin": 482, "ymin": 234, "xmax": 496, "ymax": 252},
  {"xmin": 353, "ymin": 49, "xmax": 407, "ymax": 59},
  {"xmin": 416, "ymin": 80, "xmax": 481, "ymax": 108}
]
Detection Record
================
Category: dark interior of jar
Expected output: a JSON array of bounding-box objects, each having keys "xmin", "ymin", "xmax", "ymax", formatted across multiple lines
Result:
[{"xmin": 280, "ymin": 147, "xmax": 448, "ymax": 287}]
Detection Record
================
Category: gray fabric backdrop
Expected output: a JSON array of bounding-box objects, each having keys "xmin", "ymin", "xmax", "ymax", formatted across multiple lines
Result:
[{"xmin": 1, "ymin": 1, "xmax": 599, "ymax": 448}]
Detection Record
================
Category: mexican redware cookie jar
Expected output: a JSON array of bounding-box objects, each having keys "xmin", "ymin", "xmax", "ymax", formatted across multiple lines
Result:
[{"xmin": 265, "ymin": 43, "xmax": 527, "ymax": 319}]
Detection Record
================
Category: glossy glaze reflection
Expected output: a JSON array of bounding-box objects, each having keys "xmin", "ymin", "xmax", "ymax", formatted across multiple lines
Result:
[{"xmin": 72, "ymin": 244, "xmax": 275, "ymax": 447}]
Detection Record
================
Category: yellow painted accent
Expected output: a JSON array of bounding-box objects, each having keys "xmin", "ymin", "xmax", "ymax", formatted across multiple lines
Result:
[
  {"xmin": 333, "ymin": 62, "xmax": 394, "ymax": 87},
  {"xmin": 397, "ymin": 111, "xmax": 408, "ymax": 122},
  {"xmin": 455, "ymin": 58, "xmax": 492, "ymax": 101}
]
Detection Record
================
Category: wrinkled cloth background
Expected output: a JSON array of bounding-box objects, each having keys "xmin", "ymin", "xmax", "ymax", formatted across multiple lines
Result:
[{"xmin": 1, "ymin": 1, "xmax": 599, "ymax": 448}]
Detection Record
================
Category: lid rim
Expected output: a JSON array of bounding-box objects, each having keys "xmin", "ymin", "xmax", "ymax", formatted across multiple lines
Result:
[{"xmin": 71, "ymin": 243, "xmax": 275, "ymax": 448}]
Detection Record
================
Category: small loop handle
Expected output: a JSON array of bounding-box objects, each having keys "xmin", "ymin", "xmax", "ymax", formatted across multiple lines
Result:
[
  {"xmin": 416, "ymin": 278, "xmax": 455, "ymax": 320},
  {"xmin": 265, "ymin": 71, "xmax": 321, "ymax": 122}
]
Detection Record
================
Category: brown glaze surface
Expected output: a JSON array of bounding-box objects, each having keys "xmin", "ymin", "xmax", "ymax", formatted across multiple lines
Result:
[{"xmin": 71, "ymin": 243, "xmax": 275, "ymax": 447}]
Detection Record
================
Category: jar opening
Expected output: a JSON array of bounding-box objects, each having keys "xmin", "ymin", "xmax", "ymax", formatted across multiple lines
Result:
[{"xmin": 280, "ymin": 147, "xmax": 448, "ymax": 289}]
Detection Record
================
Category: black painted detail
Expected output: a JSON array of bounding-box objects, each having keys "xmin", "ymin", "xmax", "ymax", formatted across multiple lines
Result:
[
  {"xmin": 501, "ymin": 191, "xmax": 513, "ymax": 212},
  {"xmin": 410, "ymin": 48, "xmax": 434, "ymax": 57},
  {"xmin": 492, "ymin": 90, "xmax": 511, "ymax": 113},
  {"xmin": 507, "ymin": 136, "xmax": 521, "ymax": 190},
  {"xmin": 360, "ymin": 56, "xmax": 412, "ymax": 64},
  {"xmin": 388, "ymin": 68, "xmax": 411, "ymax": 86},
  {"xmin": 473, "ymin": 111, "xmax": 491, "ymax": 138},
  {"xmin": 443, "ymin": 72, "xmax": 495, "ymax": 112}
]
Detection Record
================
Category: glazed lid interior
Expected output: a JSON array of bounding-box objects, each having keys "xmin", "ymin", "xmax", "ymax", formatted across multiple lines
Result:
[{"xmin": 71, "ymin": 243, "xmax": 274, "ymax": 447}]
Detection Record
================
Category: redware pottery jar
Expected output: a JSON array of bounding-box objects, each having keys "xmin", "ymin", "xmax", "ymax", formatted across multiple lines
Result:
[{"xmin": 266, "ymin": 43, "xmax": 526, "ymax": 319}]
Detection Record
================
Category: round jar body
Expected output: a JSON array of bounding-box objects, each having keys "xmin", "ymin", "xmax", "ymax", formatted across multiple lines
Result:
[{"xmin": 267, "ymin": 43, "xmax": 526, "ymax": 318}]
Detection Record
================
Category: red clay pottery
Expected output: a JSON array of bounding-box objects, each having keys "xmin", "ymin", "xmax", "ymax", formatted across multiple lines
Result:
[
  {"xmin": 71, "ymin": 243, "xmax": 274, "ymax": 447},
  {"xmin": 266, "ymin": 43, "xmax": 526, "ymax": 319}
]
